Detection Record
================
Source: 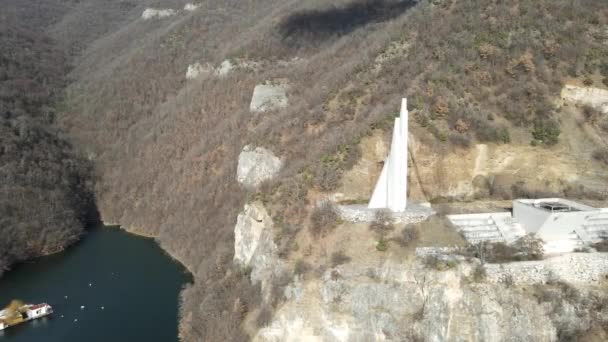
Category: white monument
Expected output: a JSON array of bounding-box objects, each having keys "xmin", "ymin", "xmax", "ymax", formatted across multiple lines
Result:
[
  {"xmin": 369, "ymin": 98, "xmax": 409, "ymax": 212},
  {"xmin": 335, "ymin": 97, "xmax": 434, "ymax": 223}
]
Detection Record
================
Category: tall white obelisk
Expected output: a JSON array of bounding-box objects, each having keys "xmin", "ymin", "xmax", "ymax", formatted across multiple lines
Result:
[{"xmin": 368, "ymin": 98, "xmax": 408, "ymax": 212}]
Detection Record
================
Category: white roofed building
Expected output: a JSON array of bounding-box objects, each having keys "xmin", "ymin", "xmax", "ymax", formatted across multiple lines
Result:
[{"xmin": 448, "ymin": 198, "xmax": 608, "ymax": 254}]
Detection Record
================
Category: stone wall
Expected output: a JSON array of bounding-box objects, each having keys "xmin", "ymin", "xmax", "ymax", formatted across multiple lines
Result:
[
  {"xmin": 485, "ymin": 253, "xmax": 608, "ymax": 284},
  {"xmin": 335, "ymin": 202, "xmax": 435, "ymax": 224}
]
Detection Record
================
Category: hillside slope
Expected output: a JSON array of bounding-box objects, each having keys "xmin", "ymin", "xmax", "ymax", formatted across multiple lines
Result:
[
  {"xmin": 47, "ymin": 0, "xmax": 608, "ymax": 340},
  {"xmin": 0, "ymin": 2, "xmax": 98, "ymax": 275}
]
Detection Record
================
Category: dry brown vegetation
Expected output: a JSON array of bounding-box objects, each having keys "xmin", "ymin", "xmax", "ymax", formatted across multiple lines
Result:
[
  {"xmin": 533, "ymin": 280, "xmax": 608, "ymax": 341},
  {"xmin": 461, "ymin": 235, "xmax": 545, "ymax": 264},
  {"xmin": 0, "ymin": 3, "xmax": 98, "ymax": 275},
  {"xmin": 2, "ymin": 0, "xmax": 607, "ymax": 340},
  {"xmin": 310, "ymin": 202, "xmax": 339, "ymax": 237}
]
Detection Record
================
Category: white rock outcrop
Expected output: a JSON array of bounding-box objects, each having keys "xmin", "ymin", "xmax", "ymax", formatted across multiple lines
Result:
[
  {"xmin": 249, "ymin": 82, "xmax": 289, "ymax": 112},
  {"xmin": 141, "ymin": 8, "xmax": 177, "ymax": 20},
  {"xmin": 561, "ymin": 84, "xmax": 608, "ymax": 114},
  {"xmin": 184, "ymin": 3, "xmax": 200, "ymax": 11},
  {"xmin": 237, "ymin": 145, "xmax": 282, "ymax": 188},
  {"xmin": 214, "ymin": 60, "xmax": 234, "ymax": 77},
  {"xmin": 234, "ymin": 202, "xmax": 285, "ymax": 300},
  {"xmin": 234, "ymin": 202, "xmax": 272, "ymax": 266},
  {"xmin": 185, "ymin": 62, "xmax": 212, "ymax": 79},
  {"xmin": 185, "ymin": 60, "xmax": 235, "ymax": 79}
]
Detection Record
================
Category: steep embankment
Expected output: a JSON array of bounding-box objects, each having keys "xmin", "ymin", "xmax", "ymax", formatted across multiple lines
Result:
[
  {"xmin": 0, "ymin": 2, "xmax": 98, "ymax": 275},
  {"xmin": 50, "ymin": 0, "xmax": 608, "ymax": 340}
]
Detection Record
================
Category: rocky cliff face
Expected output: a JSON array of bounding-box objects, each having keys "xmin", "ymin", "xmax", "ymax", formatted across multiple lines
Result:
[
  {"xmin": 242, "ymin": 204, "xmax": 608, "ymax": 342},
  {"xmin": 237, "ymin": 146, "xmax": 283, "ymax": 189},
  {"xmin": 234, "ymin": 202, "xmax": 286, "ymax": 301},
  {"xmin": 256, "ymin": 262, "xmax": 554, "ymax": 341}
]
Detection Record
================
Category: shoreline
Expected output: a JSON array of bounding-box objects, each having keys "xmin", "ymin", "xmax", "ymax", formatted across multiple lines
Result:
[{"xmin": 102, "ymin": 222, "xmax": 196, "ymax": 276}]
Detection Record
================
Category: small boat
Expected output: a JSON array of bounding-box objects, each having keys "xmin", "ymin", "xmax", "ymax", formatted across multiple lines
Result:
[{"xmin": 0, "ymin": 300, "xmax": 53, "ymax": 330}]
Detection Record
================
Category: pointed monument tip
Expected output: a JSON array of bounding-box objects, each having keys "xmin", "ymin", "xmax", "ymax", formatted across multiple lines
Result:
[{"xmin": 400, "ymin": 97, "xmax": 408, "ymax": 117}]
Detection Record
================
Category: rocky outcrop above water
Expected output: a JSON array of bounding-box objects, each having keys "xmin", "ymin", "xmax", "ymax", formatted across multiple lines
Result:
[
  {"xmin": 237, "ymin": 145, "xmax": 283, "ymax": 188},
  {"xmin": 234, "ymin": 202, "xmax": 285, "ymax": 300},
  {"xmin": 234, "ymin": 202, "xmax": 273, "ymax": 266}
]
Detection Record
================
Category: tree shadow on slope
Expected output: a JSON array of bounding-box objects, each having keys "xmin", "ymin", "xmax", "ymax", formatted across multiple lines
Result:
[{"xmin": 278, "ymin": 0, "xmax": 417, "ymax": 46}]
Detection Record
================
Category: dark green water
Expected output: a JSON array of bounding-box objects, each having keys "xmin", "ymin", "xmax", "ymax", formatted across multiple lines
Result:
[{"xmin": 0, "ymin": 226, "xmax": 192, "ymax": 342}]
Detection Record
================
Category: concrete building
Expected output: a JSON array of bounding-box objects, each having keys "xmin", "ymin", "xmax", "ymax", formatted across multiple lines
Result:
[{"xmin": 448, "ymin": 198, "xmax": 608, "ymax": 253}]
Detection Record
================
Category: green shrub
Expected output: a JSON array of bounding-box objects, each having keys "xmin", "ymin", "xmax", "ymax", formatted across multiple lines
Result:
[
  {"xmin": 532, "ymin": 119, "xmax": 561, "ymax": 145},
  {"xmin": 498, "ymin": 128, "xmax": 511, "ymax": 143},
  {"xmin": 376, "ymin": 238, "xmax": 389, "ymax": 252}
]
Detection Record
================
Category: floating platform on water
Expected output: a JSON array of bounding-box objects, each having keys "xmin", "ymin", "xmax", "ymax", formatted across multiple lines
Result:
[{"xmin": 0, "ymin": 303, "xmax": 53, "ymax": 330}]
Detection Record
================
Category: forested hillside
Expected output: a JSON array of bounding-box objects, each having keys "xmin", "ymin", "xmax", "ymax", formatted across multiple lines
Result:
[
  {"xmin": 0, "ymin": 4, "xmax": 97, "ymax": 275},
  {"xmin": 52, "ymin": 0, "xmax": 607, "ymax": 340},
  {"xmin": 1, "ymin": 0, "xmax": 606, "ymax": 340}
]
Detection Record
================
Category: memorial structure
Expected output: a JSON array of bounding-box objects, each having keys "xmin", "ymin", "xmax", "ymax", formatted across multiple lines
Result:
[
  {"xmin": 335, "ymin": 98, "xmax": 435, "ymax": 223},
  {"xmin": 368, "ymin": 98, "xmax": 409, "ymax": 212}
]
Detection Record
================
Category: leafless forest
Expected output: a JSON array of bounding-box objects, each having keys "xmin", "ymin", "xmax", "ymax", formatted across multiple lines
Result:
[
  {"xmin": 0, "ymin": 1, "xmax": 97, "ymax": 275},
  {"xmin": 0, "ymin": 0, "xmax": 606, "ymax": 340}
]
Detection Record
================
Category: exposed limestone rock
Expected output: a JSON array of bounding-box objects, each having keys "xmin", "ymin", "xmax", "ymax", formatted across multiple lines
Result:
[
  {"xmin": 185, "ymin": 60, "xmax": 235, "ymax": 79},
  {"xmin": 237, "ymin": 145, "xmax": 282, "ymax": 188},
  {"xmin": 185, "ymin": 62, "xmax": 212, "ymax": 79},
  {"xmin": 184, "ymin": 3, "xmax": 200, "ymax": 11},
  {"xmin": 250, "ymin": 82, "xmax": 289, "ymax": 113},
  {"xmin": 141, "ymin": 8, "xmax": 177, "ymax": 20},
  {"xmin": 255, "ymin": 260, "xmax": 563, "ymax": 341},
  {"xmin": 561, "ymin": 85, "xmax": 608, "ymax": 114},
  {"xmin": 186, "ymin": 59, "xmax": 301, "ymax": 80},
  {"xmin": 234, "ymin": 202, "xmax": 285, "ymax": 300},
  {"xmin": 215, "ymin": 60, "xmax": 234, "ymax": 77},
  {"xmin": 234, "ymin": 203, "xmax": 270, "ymax": 266}
]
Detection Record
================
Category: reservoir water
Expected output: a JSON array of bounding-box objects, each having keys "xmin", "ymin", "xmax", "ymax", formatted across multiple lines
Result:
[{"xmin": 0, "ymin": 226, "xmax": 192, "ymax": 342}]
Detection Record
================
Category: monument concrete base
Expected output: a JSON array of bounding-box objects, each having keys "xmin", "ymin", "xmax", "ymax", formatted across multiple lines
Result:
[{"xmin": 336, "ymin": 202, "xmax": 435, "ymax": 224}]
